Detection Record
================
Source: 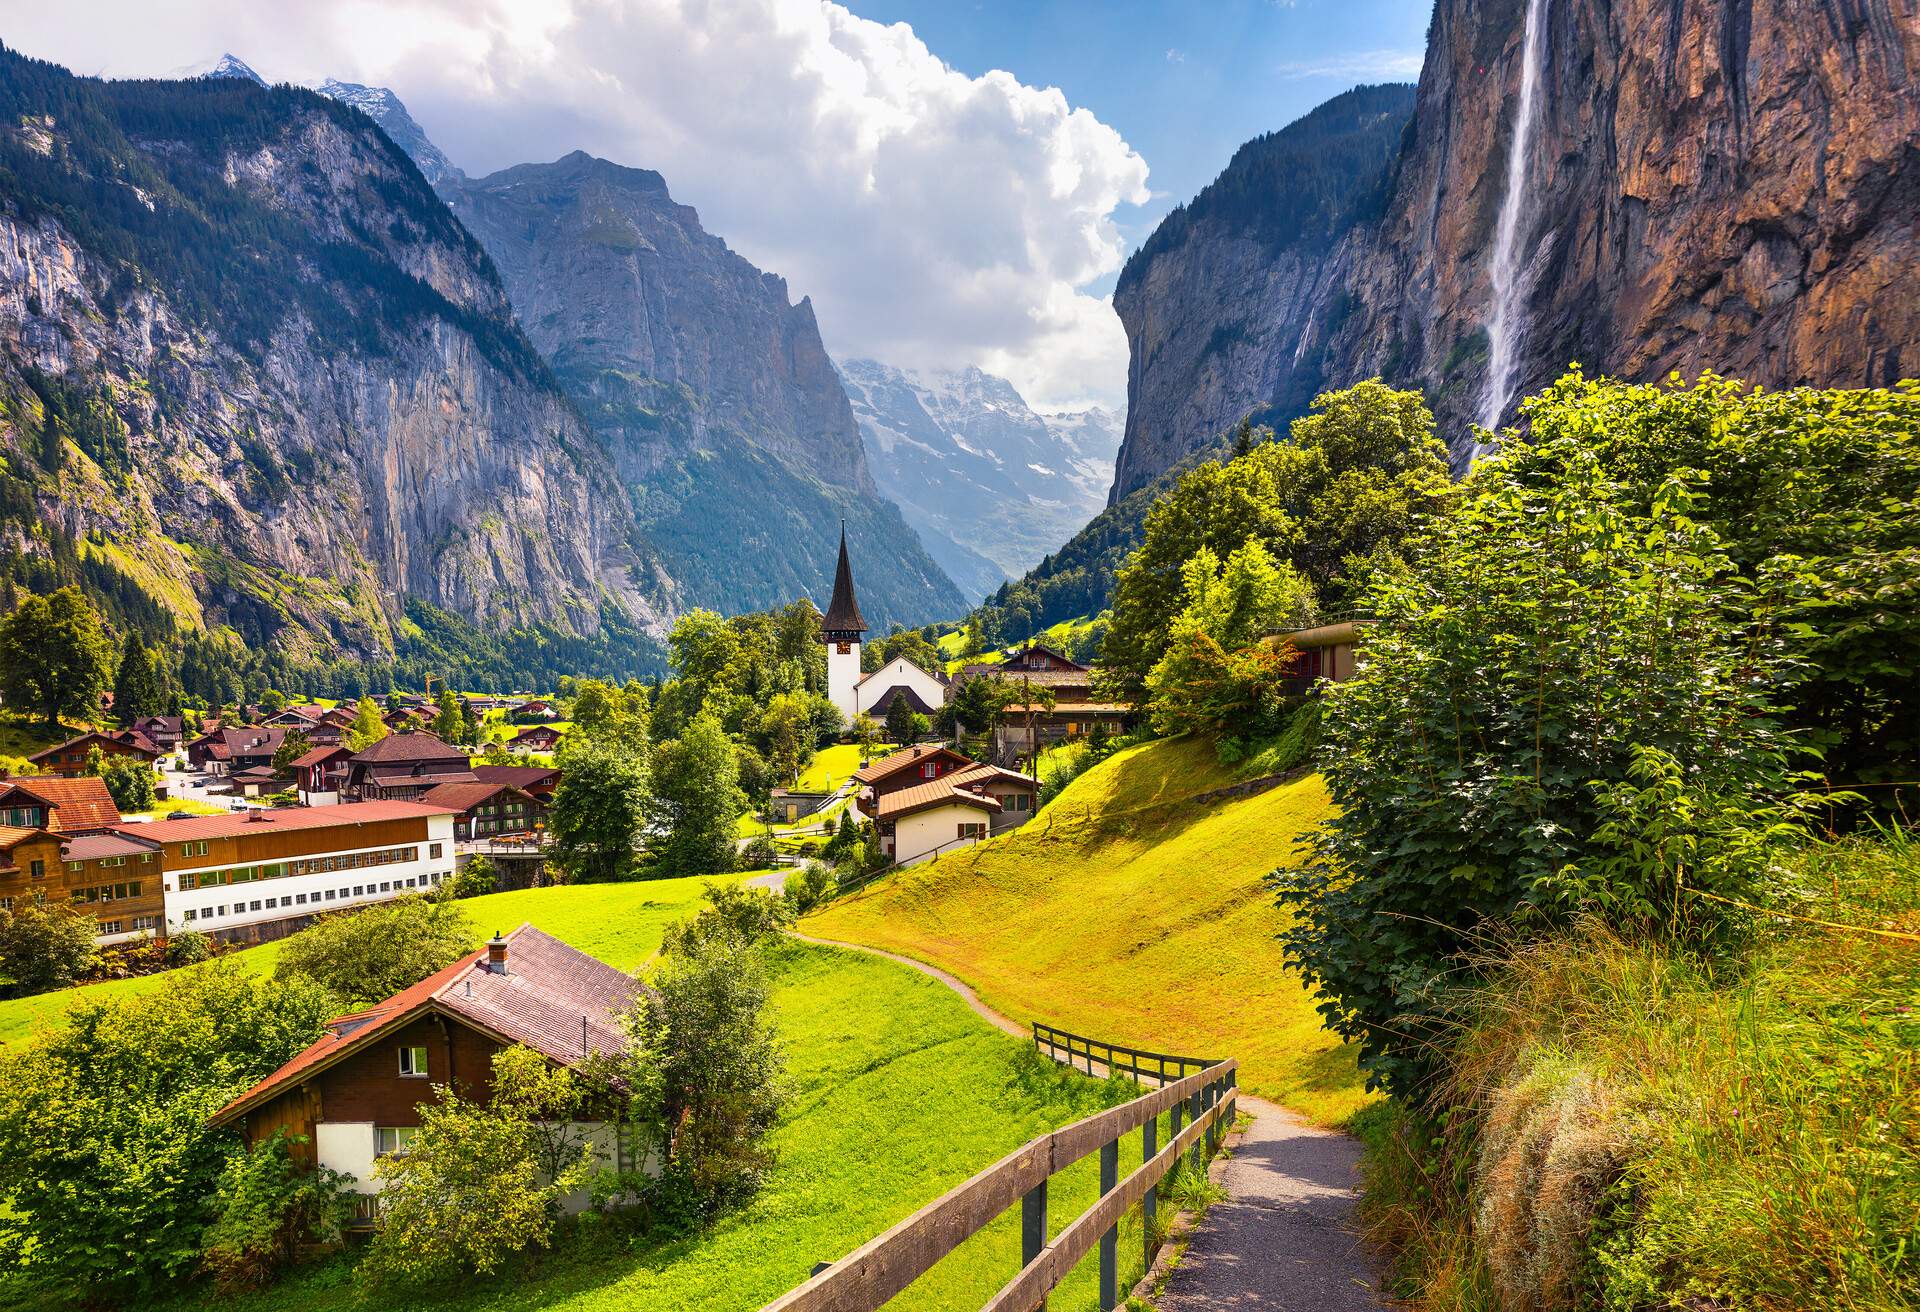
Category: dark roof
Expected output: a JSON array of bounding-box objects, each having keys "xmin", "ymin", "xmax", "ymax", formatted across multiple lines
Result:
[
  {"xmin": 110, "ymin": 799, "xmax": 454, "ymax": 843},
  {"xmin": 418, "ymin": 781, "xmax": 533, "ymax": 811},
  {"xmin": 472, "ymin": 765, "xmax": 561, "ymax": 789},
  {"xmin": 350, "ymin": 732, "xmax": 468, "ymax": 765},
  {"xmin": 866, "ymin": 685, "xmax": 942, "ymax": 717},
  {"xmin": 28, "ymin": 731, "xmax": 159, "ymax": 762},
  {"xmin": 62, "ymin": 831, "xmax": 160, "ymax": 861},
  {"xmin": 288, "ymin": 745, "xmax": 352, "ymax": 769},
  {"xmin": 212, "ymin": 925, "xmax": 645, "ymax": 1125},
  {"xmin": 821, "ymin": 525, "xmax": 867, "ymax": 634}
]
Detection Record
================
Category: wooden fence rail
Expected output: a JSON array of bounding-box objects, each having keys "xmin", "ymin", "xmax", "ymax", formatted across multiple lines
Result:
[
  {"xmin": 758, "ymin": 1033, "xmax": 1237, "ymax": 1312},
  {"xmin": 1031, "ymin": 1022, "xmax": 1219, "ymax": 1087}
]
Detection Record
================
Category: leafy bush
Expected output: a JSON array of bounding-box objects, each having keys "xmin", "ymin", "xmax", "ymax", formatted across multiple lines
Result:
[
  {"xmin": 89, "ymin": 744, "xmax": 157, "ymax": 811},
  {"xmin": 0, "ymin": 901, "xmax": 99, "ymax": 997},
  {"xmin": 165, "ymin": 928, "xmax": 215, "ymax": 967},
  {"xmin": 200, "ymin": 1132, "xmax": 353, "ymax": 1292},
  {"xmin": 362, "ymin": 1046, "xmax": 594, "ymax": 1285},
  {"xmin": 663, "ymin": 882, "xmax": 793, "ymax": 955},
  {"xmin": 786, "ymin": 861, "xmax": 835, "ymax": 914},
  {"xmin": 272, "ymin": 896, "xmax": 471, "ymax": 1009},
  {"xmin": 0, "ymin": 965, "xmax": 335, "ymax": 1303},
  {"xmin": 448, "ymin": 855, "xmax": 498, "ymax": 900},
  {"xmin": 740, "ymin": 835, "xmax": 777, "ymax": 869},
  {"xmin": 1277, "ymin": 450, "xmax": 1803, "ymax": 1094}
]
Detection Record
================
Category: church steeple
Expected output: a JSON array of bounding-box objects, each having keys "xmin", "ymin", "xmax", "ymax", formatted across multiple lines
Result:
[{"xmin": 821, "ymin": 523, "xmax": 867, "ymax": 637}]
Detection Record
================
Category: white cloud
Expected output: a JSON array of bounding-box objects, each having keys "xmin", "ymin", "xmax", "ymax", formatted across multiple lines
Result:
[
  {"xmin": 1274, "ymin": 47, "xmax": 1425, "ymax": 80},
  {"xmin": 0, "ymin": 0, "xmax": 1150, "ymax": 409}
]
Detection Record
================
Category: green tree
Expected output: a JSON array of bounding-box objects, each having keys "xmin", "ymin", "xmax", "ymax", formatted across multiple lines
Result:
[
  {"xmin": 569, "ymin": 678, "xmax": 651, "ymax": 754},
  {"xmin": 757, "ymin": 692, "xmax": 815, "ymax": 784},
  {"xmin": 112, "ymin": 632, "xmax": 167, "ymax": 724},
  {"xmin": 609, "ymin": 926, "xmax": 783, "ymax": 1218},
  {"xmin": 270, "ymin": 728, "xmax": 312, "ymax": 774},
  {"xmin": 86, "ymin": 743, "xmax": 157, "ymax": 813},
  {"xmin": 550, "ymin": 741, "xmax": 649, "ymax": 883},
  {"xmin": 0, "ymin": 965, "xmax": 335, "ymax": 1302},
  {"xmin": 448, "ymin": 855, "xmax": 497, "ymax": 900},
  {"xmin": 1102, "ymin": 380, "xmax": 1447, "ymax": 699},
  {"xmin": 0, "ymin": 586, "xmax": 115, "ymax": 728},
  {"xmin": 199, "ymin": 1131, "xmax": 352, "ymax": 1293},
  {"xmin": 363, "ymin": 1045, "xmax": 594, "ymax": 1284},
  {"xmin": 343, "ymin": 696, "xmax": 389, "ymax": 752},
  {"xmin": 1275, "ymin": 450, "xmax": 1802, "ymax": 1095},
  {"xmin": 884, "ymin": 694, "xmax": 922, "ymax": 746},
  {"xmin": 432, "ymin": 689, "xmax": 464, "ymax": 744},
  {"xmin": 649, "ymin": 711, "xmax": 745, "ymax": 877},
  {"xmin": 272, "ymin": 896, "xmax": 471, "ymax": 1009},
  {"xmin": 258, "ymin": 688, "xmax": 287, "ymax": 717},
  {"xmin": 850, "ymin": 711, "xmax": 879, "ymax": 759},
  {"xmin": 1143, "ymin": 540, "xmax": 1317, "ymax": 738},
  {"xmin": 0, "ymin": 901, "xmax": 99, "ymax": 997}
]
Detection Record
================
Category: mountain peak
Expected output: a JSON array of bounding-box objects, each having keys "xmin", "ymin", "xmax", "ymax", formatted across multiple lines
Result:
[
  {"xmin": 312, "ymin": 78, "xmax": 463, "ymax": 184},
  {"xmin": 188, "ymin": 53, "xmax": 265, "ymax": 85}
]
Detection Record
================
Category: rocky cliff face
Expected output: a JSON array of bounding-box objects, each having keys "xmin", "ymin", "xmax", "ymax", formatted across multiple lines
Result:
[
  {"xmin": 440, "ymin": 152, "xmax": 965, "ymax": 628},
  {"xmin": 0, "ymin": 51, "xmax": 665, "ymax": 665},
  {"xmin": 1112, "ymin": 0, "xmax": 1920, "ymax": 486},
  {"xmin": 840, "ymin": 359, "xmax": 1120, "ymax": 602}
]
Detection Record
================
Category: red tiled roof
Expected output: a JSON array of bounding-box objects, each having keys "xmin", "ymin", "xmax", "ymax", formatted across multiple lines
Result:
[
  {"xmin": 110, "ymin": 799, "xmax": 453, "ymax": 843},
  {"xmin": 0, "ymin": 776, "xmax": 122, "ymax": 831},
  {"xmin": 876, "ymin": 777, "xmax": 1003, "ymax": 820},
  {"xmin": 0, "ymin": 825, "xmax": 42, "ymax": 852},
  {"xmin": 212, "ymin": 925, "xmax": 643, "ymax": 1125},
  {"xmin": 350, "ymin": 732, "xmax": 467, "ymax": 764},
  {"xmin": 61, "ymin": 831, "xmax": 160, "ymax": 861},
  {"xmin": 851, "ymin": 744, "xmax": 976, "ymax": 785}
]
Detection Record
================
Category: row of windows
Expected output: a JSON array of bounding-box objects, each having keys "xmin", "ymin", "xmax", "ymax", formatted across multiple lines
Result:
[
  {"xmin": 180, "ymin": 870, "xmax": 444, "ymax": 922},
  {"xmin": 71, "ymin": 881, "xmax": 144, "ymax": 904},
  {"xmin": 98, "ymin": 916, "xmax": 162, "ymax": 935},
  {"xmin": 68, "ymin": 853, "xmax": 155, "ymax": 872},
  {"xmin": 178, "ymin": 846, "xmax": 433, "ymax": 890}
]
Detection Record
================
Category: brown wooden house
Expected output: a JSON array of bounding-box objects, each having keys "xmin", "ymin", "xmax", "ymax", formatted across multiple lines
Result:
[
  {"xmin": 209, "ymin": 926, "xmax": 644, "ymax": 1218},
  {"xmin": 27, "ymin": 731, "xmax": 160, "ymax": 778}
]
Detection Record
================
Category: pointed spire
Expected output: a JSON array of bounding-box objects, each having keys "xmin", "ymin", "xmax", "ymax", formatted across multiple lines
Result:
[{"xmin": 822, "ymin": 522, "xmax": 867, "ymax": 635}]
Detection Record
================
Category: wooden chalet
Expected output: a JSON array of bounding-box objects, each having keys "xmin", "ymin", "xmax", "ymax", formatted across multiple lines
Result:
[
  {"xmin": 471, "ymin": 764, "xmax": 561, "ymax": 802},
  {"xmin": 209, "ymin": 925, "xmax": 645, "ymax": 1219},
  {"xmin": 959, "ymin": 644, "xmax": 1132, "ymax": 765},
  {"xmin": 342, "ymin": 733, "xmax": 476, "ymax": 802},
  {"xmin": 418, "ymin": 780, "xmax": 547, "ymax": 841},
  {"xmin": 512, "ymin": 724, "xmax": 564, "ymax": 753},
  {"xmin": 128, "ymin": 715, "xmax": 185, "ymax": 751},
  {"xmin": 290, "ymin": 744, "xmax": 354, "ymax": 806},
  {"xmin": 27, "ymin": 730, "xmax": 160, "ymax": 778},
  {"xmin": 853, "ymin": 746, "xmax": 1037, "ymax": 864},
  {"xmin": 0, "ymin": 776, "xmax": 158, "ymax": 941}
]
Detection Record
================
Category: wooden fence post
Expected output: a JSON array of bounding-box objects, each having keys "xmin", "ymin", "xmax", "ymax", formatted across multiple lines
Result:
[
  {"xmin": 1022, "ymin": 1175, "xmax": 1048, "ymax": 1309},
  {"xmin": 1188, "ymin": 1086, "xmax": 1204, "ymax": 1170},
  {"xmin": 1098, "ymin": 1138, "xmax": 1118, "ymax": 1310},
  {"xmin": 1142, "ymin": 1112, "xmax": 1158, "ymax": 1272}
]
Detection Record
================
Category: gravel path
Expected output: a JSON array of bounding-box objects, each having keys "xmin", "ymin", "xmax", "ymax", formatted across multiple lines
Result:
[{"xmin": 790, "ymin": 931, "xmax": 1385, "ymax": 1310}]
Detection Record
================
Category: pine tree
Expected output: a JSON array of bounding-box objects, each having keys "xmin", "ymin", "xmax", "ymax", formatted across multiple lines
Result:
[{"xmin": 112, "ymin": 633, "xmax": 165, "ymax": 724}]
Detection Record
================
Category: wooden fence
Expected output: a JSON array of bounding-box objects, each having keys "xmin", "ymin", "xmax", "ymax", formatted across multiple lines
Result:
[
  {"xmin": 1032, "ymin": 1022, "xmax": 1219, "ymax": 1087},
  {"xmin": 758, "ymin": 1033, "xmax": 1237, "ymax": 1312}
]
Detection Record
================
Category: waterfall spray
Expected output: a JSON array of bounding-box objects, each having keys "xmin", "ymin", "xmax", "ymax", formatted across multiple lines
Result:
[{"xmin": 1479, "ymin": 0, "xmax": 1549, "ymax": 435}]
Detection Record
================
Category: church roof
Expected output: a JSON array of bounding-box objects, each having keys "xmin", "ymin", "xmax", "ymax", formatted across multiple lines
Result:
[{"xmin": 822, "ymin": 525, "xmax": 867, "ymax": 634}]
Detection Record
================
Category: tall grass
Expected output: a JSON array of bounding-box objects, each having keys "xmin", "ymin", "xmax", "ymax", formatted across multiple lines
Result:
[{"xmin": 1359, "ymin": 834, "xmax": 1920, "ymax": 1311}]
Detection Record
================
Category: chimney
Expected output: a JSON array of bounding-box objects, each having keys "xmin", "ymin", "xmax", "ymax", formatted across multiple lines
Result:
[{"xmin": 486, "ymin": 932, "xmax": 508, "ymax": 973}]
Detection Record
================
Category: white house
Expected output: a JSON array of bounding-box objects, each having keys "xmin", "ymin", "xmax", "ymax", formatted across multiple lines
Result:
[{"xmin": 854, "ymin": 654, "xmax": 949, "ymax": 720}]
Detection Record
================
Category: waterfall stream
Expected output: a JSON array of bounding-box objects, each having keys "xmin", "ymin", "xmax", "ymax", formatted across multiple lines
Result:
[{"xmin": 1478, "ymin": 0, "xmax": 1549, "ymax": 434}]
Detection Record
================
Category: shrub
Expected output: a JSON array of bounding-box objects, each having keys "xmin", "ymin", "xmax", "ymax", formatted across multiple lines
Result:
[
  {"xmin": 362, "ymin": 1046, "xmax": 594, "ymax": 1284},
  {"xmin": 740, "ymin": 835, "xmax": 777, "ymax": 869},
  {"xmin": 0, "ymin": 901, "xmax": 99, "ymax": 997},
  {"xmin": 663, "ymin": 881, "xmax": 793, "ymax": 955},
  {"xmin": 200, "ymin": 1131, "xmax": 353, "ymax": 1292},
  {"xmin": 1277, "ymin": 452, "xmax": 1802, "ymax": 1094},
  {"xmin": 273, "ymin": 896, "xmax": 471, "ymax": 1010},
  {"xmin": 448, "ymin": 855, "xmax": 498, "ymax": 900},
  {"xmin": 166, "ymin": 928, "xmax": 214, "ymax": 967},
  {"xmin": 786, "ymin": 861, "xmax": 835, "ymax": 914}
]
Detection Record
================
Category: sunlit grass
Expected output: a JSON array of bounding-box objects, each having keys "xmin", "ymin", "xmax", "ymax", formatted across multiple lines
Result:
[{"xmin": 806, "ymin": 735, "xmax": 1370, "ymax": 1124}]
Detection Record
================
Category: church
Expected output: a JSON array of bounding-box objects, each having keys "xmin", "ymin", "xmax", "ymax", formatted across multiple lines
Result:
[{"xmin": 821, "ymin": 527, "xmax": 950, "ymax": 726}]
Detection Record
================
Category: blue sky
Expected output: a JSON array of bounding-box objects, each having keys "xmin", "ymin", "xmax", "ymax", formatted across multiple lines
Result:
[{"xmin": 845, "ymin": 0, "xmax": 1429, "ymax": 274}]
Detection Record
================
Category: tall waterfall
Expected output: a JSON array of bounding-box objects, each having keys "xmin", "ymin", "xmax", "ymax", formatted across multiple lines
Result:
[{"xmin": 1478, "ymin": 0, "xmax": 1549, "ymax": 433}]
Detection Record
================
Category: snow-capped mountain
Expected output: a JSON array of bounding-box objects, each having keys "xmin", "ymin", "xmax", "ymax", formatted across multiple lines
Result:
[
  {"xmin": 182, "ymin": 53, "xmax": 265, "ymax": 84},
  {"xmin": 314, "ymin": 79, "xmax": 464, "ymax": 184},
  {"xmin": 839, "ymin": 359, "xmax": 1122, "ymax": 602}
]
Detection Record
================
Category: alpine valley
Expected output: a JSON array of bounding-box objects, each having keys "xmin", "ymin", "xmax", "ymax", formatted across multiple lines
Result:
[{"xmin": 0, "ymin": 47, "xmax": 1002, "ymax": 688}]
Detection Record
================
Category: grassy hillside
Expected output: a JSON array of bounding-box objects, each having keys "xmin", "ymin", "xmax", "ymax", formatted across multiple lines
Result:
[
  {"xmin": 0, "ymin": 877, "xmax": 745, "ymax": 1046},
  {"xmin": 117, "ymin": 943, "xmax": 1150, "ymax": 1312},
  {"xmin": 805, "ymin": 735, "xmax": 1370, "ymax": 1123}
]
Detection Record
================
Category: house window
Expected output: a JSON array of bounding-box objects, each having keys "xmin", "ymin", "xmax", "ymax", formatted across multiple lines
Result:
[
  {"xmin": 99, "ymin": 920, "xmax": 121, "ymax": 935},
  {"xmin": 0, "ymin": 898, "xmax": 11, "ymax": 912},
  {"xmin": 183, "ymin": 909, "xmax": 196, "ymax": 921},
  {"xmin": 180, "ymin": 873, "xmax": 198, "ymax": 891},
  {"xmin": 28, "ymin": 859, "xmax": 43, "ymax": 880},
  {"xmin": 134, "ymin": 915, "xmax": 160, "ymax": 932},
  {"xmin": 958, "ymin": 822, "xmax": 985, "ymax": 840},
  {"xmin": 398, "ymin": 1046, "xmax": 429, "ymax": 1077},
  {"xmin": 374, "ymin": 1126, "xmax": 420, "ymax": 1156},
  {"xmin": 430, "ymin": 843, "xmax": 443, "ymax": 860},
  {"xmin": 250, "ymin": 900, "xmax": 262, "ymax": 912},
  {"xmin": 180, "ymin": 841, "xmax": 208, "ymax": 858}
]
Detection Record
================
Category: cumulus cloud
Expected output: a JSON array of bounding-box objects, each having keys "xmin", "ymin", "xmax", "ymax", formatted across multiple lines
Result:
[{"xmin": 0, "ymin": 0, "xmax": 1150, "ymax": 408}]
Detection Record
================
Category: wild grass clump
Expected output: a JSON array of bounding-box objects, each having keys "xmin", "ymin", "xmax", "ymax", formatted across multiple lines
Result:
[{"xmin": 1361, "ymin": 834, "xmax": 1920, "ymax": 1312}]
